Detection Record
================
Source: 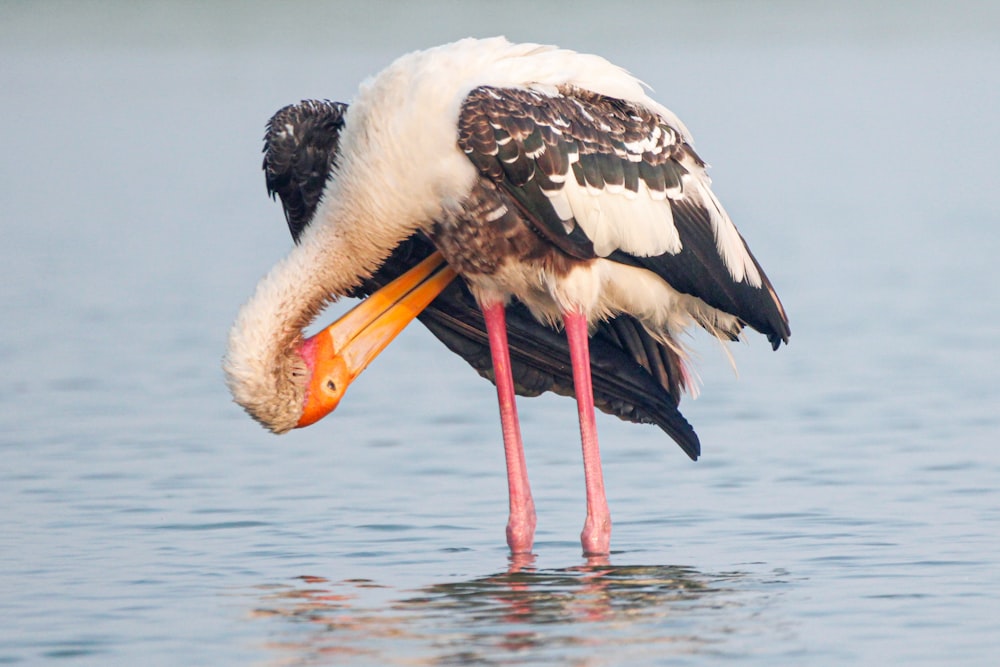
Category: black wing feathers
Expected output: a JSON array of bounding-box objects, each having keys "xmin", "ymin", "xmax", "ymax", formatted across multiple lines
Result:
[
  {"xmin": 263, "ymin": 100, "xmax": 348, "ymax": 242},
  {"xmin": 459, "ymin": 90, "xmax": 596, "ymax": 260},
  {"xmin": 618, "ymin": 196, "xmax": 790, "ymax": 349},
  {"xmin": 457, "ymin": 86, "xmax": 790, "ymax": 348}
]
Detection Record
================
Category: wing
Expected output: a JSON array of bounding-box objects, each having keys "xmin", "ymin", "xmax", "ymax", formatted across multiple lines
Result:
[
  {"xmin": 458, "ymin": 86, "xmax": 790, "ymax": 349},
  {"xmin": 263, "ymin": 100, "xmax": 348, "ymax": 242},
  {"xmin": 262, "ymin": 100, "xmax": 700, "ymax": 459}
]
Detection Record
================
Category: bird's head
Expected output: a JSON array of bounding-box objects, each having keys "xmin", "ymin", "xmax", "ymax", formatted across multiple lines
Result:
[
  {"xmin": 225, "ymin": 98, "xmax": 458, "ymax": 433},
  {"xmin": 223, "ymin": 251, "xmax": 455, "ymax": 433},
  {"xmin": 222, "ymin": 321, "xmax": 349, "ymax": 434}
]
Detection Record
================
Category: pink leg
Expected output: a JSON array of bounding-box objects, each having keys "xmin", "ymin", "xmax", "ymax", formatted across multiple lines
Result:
[
  {"xmin": 563, "ymin": 310, "xmax": 611, "ymax": 556},
  {"xmin": 482, "ymin": 302, "xmax": 536, "ymax": 554}
]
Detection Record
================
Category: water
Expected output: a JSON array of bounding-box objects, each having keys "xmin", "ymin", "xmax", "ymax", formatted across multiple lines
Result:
[{"xmin": 2, "ymin": 1, "xmax": 999, "ymax": 664}]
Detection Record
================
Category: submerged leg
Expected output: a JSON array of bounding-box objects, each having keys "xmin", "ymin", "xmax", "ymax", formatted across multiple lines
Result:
[
  {"xmin": 563, "ymin": 310, "xmax": 611, "ymax": 556},
  {"xmin": 482, "ymin": 302, "xmax": 536, "ymax": 554}
]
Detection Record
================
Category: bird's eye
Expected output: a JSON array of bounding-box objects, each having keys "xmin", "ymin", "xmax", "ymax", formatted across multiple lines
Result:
[{"xmin": 326, "ymin": 380, "xmax": 337, "ymax": 392}]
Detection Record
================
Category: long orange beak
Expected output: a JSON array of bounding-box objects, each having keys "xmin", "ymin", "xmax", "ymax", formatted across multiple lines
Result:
[{"xmin": 295, "ymin": 251, "xmax": 457, "ymax": 428}]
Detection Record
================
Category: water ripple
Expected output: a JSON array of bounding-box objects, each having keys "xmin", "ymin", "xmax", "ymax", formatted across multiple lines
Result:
[
  {"xmin": 246, "ymin": 559, "xmax": 793, "ymax": 665},
  {"xmin": 154, "ymin": 521, "xmax": 271, "ymax": 531}
]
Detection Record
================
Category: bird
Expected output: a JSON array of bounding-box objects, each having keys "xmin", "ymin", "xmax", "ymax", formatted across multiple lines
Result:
[{"xmin": 224, "ymin": 37, "xmax": 790, "ymax": 556}]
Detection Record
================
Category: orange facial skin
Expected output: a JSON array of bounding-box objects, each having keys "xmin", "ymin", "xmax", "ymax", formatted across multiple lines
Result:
[{"xmin": 294, "ymin": 252, "xmax": 457, "ymax": 428}]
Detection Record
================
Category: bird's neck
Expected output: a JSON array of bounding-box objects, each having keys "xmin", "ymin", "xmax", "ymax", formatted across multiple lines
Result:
[{"xmin": 221, "ymin": 231, "xmax": 335, "ymax": 430}]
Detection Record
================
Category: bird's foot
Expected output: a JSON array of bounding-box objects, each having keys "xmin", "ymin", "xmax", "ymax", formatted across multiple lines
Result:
[
  {"xmin": 506, "ymin": 505, "xmax": 536, "ymax": 554},
  {"xmin": 580, "ymin": 513, "xmax": 611, "ymax": 556}
]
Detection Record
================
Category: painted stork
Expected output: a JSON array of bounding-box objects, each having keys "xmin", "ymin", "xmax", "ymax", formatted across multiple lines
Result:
[{"xmin": 224, "ymin": 38, "xmax": 789, "ymax": 556}]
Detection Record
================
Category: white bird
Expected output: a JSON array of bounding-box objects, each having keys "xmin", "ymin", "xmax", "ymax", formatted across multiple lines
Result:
[{"xmin": 224, "ymin": 38, "xmax": 789, "ymax": 556}]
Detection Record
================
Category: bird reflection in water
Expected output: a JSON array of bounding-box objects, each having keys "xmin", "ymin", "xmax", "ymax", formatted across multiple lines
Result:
[{"xmin": 249, "ymin": 557, "xmax": 756, "ymax": 665}]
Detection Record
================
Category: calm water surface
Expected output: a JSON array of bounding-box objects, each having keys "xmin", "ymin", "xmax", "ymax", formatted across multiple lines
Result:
[{"xmin": 2, "ymin": 2, "xmax": 999, "ymax": 665}]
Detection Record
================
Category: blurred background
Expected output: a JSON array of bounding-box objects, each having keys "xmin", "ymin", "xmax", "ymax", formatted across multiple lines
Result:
[{"xmin": 2, "ymin": 2, "xmax": 998, "ymax": 665}]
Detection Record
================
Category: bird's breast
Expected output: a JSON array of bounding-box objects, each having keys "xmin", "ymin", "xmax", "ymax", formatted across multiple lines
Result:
[{"xmin": 429, "ymin": 178, "xmax": 585, "ymax": 289}]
